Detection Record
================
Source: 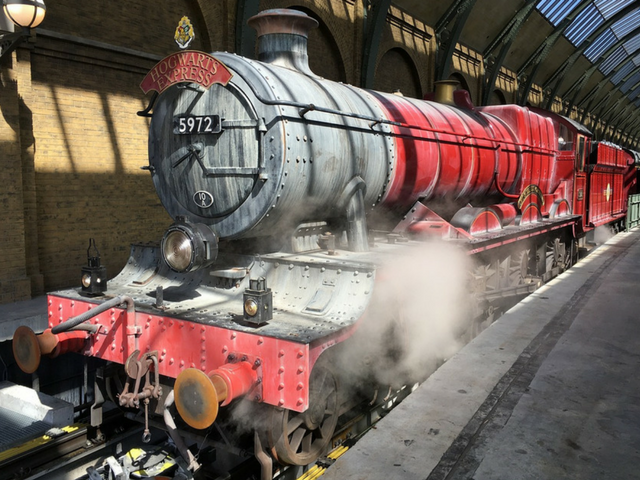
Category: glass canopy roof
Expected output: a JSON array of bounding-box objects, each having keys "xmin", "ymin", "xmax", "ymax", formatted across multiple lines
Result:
[
  {"xmin": 391, "ymin": 0, "xmax": 640, "ymax": 142},
  {"xmin": 537, "ymin": 0, "xmax": 640, "ymax": 89}
]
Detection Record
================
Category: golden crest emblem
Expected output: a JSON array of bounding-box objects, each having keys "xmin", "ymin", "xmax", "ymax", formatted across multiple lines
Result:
[{"xmin": 175, "ymin": 16, "xmax": 195, "ymax": 49}]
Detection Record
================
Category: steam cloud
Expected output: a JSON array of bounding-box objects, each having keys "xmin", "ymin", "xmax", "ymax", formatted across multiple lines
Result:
[
  {"xmin": 335, "ymin": 239, "xmax": 474, "ymax": 390},
  {"xmin": 224, "ymin": 240, "xmax": 476, "ymax": 439},
  {"xmin": 593, "ymin": 225, "xmax": 615, "ymax": 245}
]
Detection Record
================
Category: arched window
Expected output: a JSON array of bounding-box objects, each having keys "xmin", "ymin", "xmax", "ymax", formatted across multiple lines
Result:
[
  {"xmin": 288, "ymin": 6, "xmax": 346, "ymax": 82},
  {"xmin": 448, "ymin": 72, "xmax": 470, "ymax": 94},
  {"xmin": 374, "ymin": 48, "xmax": 422, "ymax": 98},
  {"xmin": 489, "ymin": 89, "xmax": 507, "ymax": 105}
]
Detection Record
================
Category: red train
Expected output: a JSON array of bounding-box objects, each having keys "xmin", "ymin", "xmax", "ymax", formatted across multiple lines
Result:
[{"xmin": 11, "ymin": 8, "xmax": 638, "ymax": 472}]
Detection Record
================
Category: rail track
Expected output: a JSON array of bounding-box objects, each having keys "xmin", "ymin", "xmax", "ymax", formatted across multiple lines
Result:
[
  {"xmin": 0, "ymin": 412, "xmax": 152, "ymax": 480},
  {"xmin": 0, "ymin": 380, "xmax": 416, "ymax": 480}
]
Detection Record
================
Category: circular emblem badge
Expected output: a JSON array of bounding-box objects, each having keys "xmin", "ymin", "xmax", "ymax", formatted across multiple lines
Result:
[{"xmin": 193, "ymin": 191, "xmax": 214, "ymax": 208}]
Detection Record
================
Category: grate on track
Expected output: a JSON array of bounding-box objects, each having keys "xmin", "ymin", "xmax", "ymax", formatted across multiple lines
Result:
[{"xmin": 0, "ymin": 407, "xmax": 51, "ymax": 452}]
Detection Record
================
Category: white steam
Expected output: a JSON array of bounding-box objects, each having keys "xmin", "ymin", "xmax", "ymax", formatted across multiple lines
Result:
[
  {"xmin": 593, "ymin": 225, "xmax": 615, "ymax": 245},
  {"xmin": 221, "ymin": 240, "xmax": 475, "ymax": 440},
  {"xmin": 336, "ymin": 240, "xmax": 474, "ymax": 389}
]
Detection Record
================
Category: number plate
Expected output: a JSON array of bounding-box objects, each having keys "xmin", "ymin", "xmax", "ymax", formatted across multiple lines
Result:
[{"xmin": 173, "ymin": 115, "xmax": 221, "ymax": 135}]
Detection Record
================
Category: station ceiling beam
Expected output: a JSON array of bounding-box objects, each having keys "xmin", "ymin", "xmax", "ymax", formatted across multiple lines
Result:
[
  {"xmin": 361, "ymin": 0, "xmax": 392, "ymax": 88},
  {"xmin": 517, "ymin": 0, "xmax": 593, "ymax": 105},
  {"xmin": 434, "ymin": 0, "xmax": 478, "ymax": 81},
  {"xmin": 590, "ymin": 88, "xmax": 618, "ymax": 119},
  {"xmin": 481, "ymin": 0, "xmax": 538, "ymax": 106},
  {"xmin": 563, "ymin": 25, "xmax": 640, "ymax": 115},
  {"xmin": 542, "ymin": 2, "xmax": 640, "ymax": 110},
  {"xmin": 235, "ymin": 0, "xmax": 259, "ymax": 59},
  {"xmin": 607, "ymin": 101, "xmax": 635, "ymax": 127},
  {"xmin": 577, "ymin": 58, "xmax": 640, "ymax": 122},
  {"xmin": 599, "ymin": 93, "xmax": 627, "ymax": 122},
  {"xmin": 613, "ymin": 105, "xmax": 640, "ymax": 136}
]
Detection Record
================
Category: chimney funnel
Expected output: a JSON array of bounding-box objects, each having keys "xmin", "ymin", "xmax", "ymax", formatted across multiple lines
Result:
[
  {"xmin": 248, "ymin": 9, "xmax": 319, "ymax": 75},
  {"xmin": 433, "ymin": 80, "xmax": 459, "ymax": 106}
]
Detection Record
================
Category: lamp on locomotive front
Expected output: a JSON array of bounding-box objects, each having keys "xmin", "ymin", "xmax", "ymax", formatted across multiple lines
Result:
[
  {"xmin": 81, "ymin": 238, "xmax": 107, "ymax": 295},
  {"xmin": 161, "ymin": 220, "xmax": 219, "ymax": 273},
  {"xmin": 0, "ymin": 0, "xmax": 46, "ymax": 58}
]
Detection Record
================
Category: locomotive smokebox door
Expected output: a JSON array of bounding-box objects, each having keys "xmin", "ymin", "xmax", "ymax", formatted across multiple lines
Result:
[
  {"xmin": 243, "ymin": 277, "xmax": 272, "ymax": 325},
  {"xmin": 81, "ymin": 238, "xmax": 107, "ymax": 295}
]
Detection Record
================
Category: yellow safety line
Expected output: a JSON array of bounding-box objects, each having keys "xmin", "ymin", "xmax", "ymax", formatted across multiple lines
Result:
[
  {"xmin": 296, "ymin": 444, "xmax": 350, "ymax": 480},
  {"xmin": 298, "ymin": 465, "xmax": 322, "ymax": 480},
  {"xmin": 0, "ymin": 424, "xmax": 82, "ymax": 463},
  {"xmin": 328, "ymin": 445, "xmax": 349, "ymax": 459}
]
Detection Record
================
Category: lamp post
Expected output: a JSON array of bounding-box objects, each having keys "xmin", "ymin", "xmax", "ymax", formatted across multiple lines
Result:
[{"xmin": 0, "ymin": 0, "xmax": 46, "ymax": 59}]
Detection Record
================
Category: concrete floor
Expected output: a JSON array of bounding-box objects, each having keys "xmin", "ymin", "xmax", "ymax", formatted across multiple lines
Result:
[{"xmin": 323, "ymin": 229, "xmax": 640, "ymax": 480}]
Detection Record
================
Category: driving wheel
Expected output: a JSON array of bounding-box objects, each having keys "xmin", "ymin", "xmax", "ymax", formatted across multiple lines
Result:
[{"xmin": 269, "ymin": 367, "xmax": 339, "ymax": 465}]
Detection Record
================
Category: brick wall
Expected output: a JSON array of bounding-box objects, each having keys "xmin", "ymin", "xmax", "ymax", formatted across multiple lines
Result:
[
  {"xmin": 0, "ymin": 0, "xmax": 200, "ymax": 298},
  {"xmin": 374, "ymin": 6, "xmax": 435, "ymax": 98},
  {"xmin": 0, "ymin": 53, "xmax": 32, "ymax": 302},
  {"xmin": 41, "ymin": 0, "xmax": 212, "ymax": 55},
  {"xmin": 29, "ymin": 48, "xmax": 171, "ymax": 291},
  {"xmin": 260, "ymin": 0, "xmax": 360, "ymax": 83}
]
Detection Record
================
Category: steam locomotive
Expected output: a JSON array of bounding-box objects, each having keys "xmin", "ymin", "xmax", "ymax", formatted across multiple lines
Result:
[{"xmin": 11, "ymin": 8, "xmax": 637, "ymax": 472}]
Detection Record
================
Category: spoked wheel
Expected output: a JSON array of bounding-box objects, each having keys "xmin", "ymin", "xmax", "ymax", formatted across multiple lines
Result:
[
  {"xmin": 509, "ymin": 249, "xmax": 530, "ymax": 287},
  {"xmin": 545, "ymin": 238, "xmax": 561, "ymax": 273},
  {"xmin": 269, "ymin": 367, "xmax": 339, "ymax": 465},
  {"xmin": 563, "ymin": 239, "xmax": 578, "ymax": 270},
  {"xmin": 105, "ymin": 371, "xmax": 126, "ymax": 405}
]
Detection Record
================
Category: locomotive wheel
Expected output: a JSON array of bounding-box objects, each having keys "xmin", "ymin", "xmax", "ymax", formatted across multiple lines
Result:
[
  {"xmin": 546, "ymin": 238, "xmax": 563, "ymax": 272},
  {"xmin": 564, "ymin": 240, "xmax": 578, "ymax": 269},
  {"xmin": 269, "ymin": 367, "xmax": 339, "ymax": 465},
  {"xmin": 509, "ymin": 249, "xmax": 530, "ymax": 286}
]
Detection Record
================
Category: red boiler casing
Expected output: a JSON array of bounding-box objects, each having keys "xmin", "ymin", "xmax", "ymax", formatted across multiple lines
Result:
[{"xmin": 369, "ymin": 92, "xmax": 561, "ymax": 214}]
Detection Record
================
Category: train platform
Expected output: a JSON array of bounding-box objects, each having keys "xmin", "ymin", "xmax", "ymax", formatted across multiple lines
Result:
[{"xmin": 323, "ymin": 228, "xmax": 640, "ymax": 480}]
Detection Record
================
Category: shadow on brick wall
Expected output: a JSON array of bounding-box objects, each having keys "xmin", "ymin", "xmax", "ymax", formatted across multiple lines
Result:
[{"xmin": 34, "ymin": 171, "xmax": 171, "ymax": 292}]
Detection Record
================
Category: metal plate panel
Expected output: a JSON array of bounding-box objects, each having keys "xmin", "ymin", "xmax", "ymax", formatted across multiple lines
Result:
[{"xmin": 0, "ymin": 407, "xmax": 50, "ymax": 452}]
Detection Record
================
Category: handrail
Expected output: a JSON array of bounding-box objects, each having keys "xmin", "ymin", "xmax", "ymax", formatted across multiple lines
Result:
[{"xmin": 51, "ymin": 295, "xmax": 135, "ymax": 334}]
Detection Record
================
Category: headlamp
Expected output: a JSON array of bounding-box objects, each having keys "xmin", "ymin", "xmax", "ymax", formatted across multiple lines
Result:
[{"xmin": 161, "ymin": 221, "xmax": 218, "ymax": 272}]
